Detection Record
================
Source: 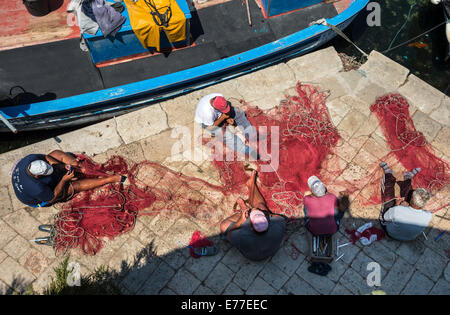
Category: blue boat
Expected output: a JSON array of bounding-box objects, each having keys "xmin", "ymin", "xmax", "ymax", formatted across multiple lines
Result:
[{"xmin": 0, "ymin": 0, "xmax": 369, "ymax": 132}]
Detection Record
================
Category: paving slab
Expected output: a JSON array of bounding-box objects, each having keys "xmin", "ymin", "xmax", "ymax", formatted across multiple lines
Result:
[
  {"xmin": 116, "ymin": 104, "xmax": 169, "ymax": 145},
  {"xmin": 286, "ymin": 46, "xmax": 343, "ymax": 82},
  {"xmin": 398, "ymin": 74, "xmax": 446, "ymax": 114},
  {"xmin": 401, "ymin": 271, "xmax": 435, "ymax": 295},
  {"xmin": 3, "ymin": 208, "xmax": 42, "ymax": 240},
  {"xmin": 411, "ymin": 110, "xmax": 442, "ymax": 142},
  {"xmin": 380, "ymin": 257, "xmax": 414, "ymax": 294},
  {"xmin": 330, "ymin": 283, "xmax": 353, "ymax": 295},
  {"xmin": 429, "ymin": 96, "xmax": 450, "ymax": 127},
  {"xmin": 167, "ymin": 268, "xmax": 201, "ymax": 295},
  {"xmin": 184, "ymin": 251, "xmax": 225, "ymax": 282},
  {"xmin": 258, "ymin": 261, "xmax": 290, "ymax": 290},
  {"xmin": 0, "ymin": 185, "xmax": 13, "ymax": 218},
  {"xmin": 431, "ymin": 127, "xmax": 450, "ymax": 158},
  {"xmin": 0, "ymin": 257, "xmax": 35, "ymax": 293},
  {"xmin": 445, "ymin": 263, "xmax": 450, "ymax": 282},
  {"xmin": 235, "ymin": 63, "xmax": 297, "ymax": 110},
  {"xmin": 415, "ymin": 248, "xmax": 448, "ymax": 282},
  {"xmin": 138, "ymin": 261, "xmax": 175, "ymax": 295},
  {"xmin": 246, "ymin": 277, "xmax": 278, "ymax": 295},
  {"xmin": 430, "ymin": 278, "xmax": 450, "ymax": 295},
  {"xmin": 339, "ymin": 267, "xmax": 373, "ymax": 295},
  {"xmin": 282, "ymin": 273, "xmax": 318, "ymax": 295},
  {"xmin": 204, "ymin": 262, "xmax": 234, "ymax": 294},
  {"xmin": 270, "ymin": 242, "xmax": 305, "ymax": 276},
  {"xmin": 359, "ymin": 50, "xmax": 409, "ymax": 91},
  {"xmin": 223, "ymin": 281, "xmax": 244, "ymax": 295},
  {"xmin": 396, "ymin": 241, "xmax": 426, "ymax": 266},
  {"xmin": 232, "ymin": 259, "xmax": 268, "ymax": 291},
  {"xmin": 362, "ymin": 241, "xmax": 396, "ymax": 270},
  {"xmin": 58, "ymin": 119, "xmax": 122, "ymax": 156},
  {"xmin": 296, "ymin": 260, "xmax": 336, "ymax": 294}
]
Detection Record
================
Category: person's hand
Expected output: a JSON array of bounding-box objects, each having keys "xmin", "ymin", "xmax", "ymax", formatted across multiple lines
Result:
[
  {"xmin": 400, "ymin": 200, "xmax": 409, "ymax": 206},
  {"xmin": 70, "ymin": 158, "xmax": 86, "ymax": 173},
  {"xmin": 226, "ymin": 117, "xmax": 235, "ymax": 126},
  {"xmin": 62, "ymin": 168, "xmax": 76, "ymax": 182},
  {"xmin": 304, "ymin": 190, "xmax": 312, "ymax": 197}
]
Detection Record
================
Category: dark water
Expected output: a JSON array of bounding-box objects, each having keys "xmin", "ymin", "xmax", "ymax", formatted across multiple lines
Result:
[
  {"xmin": 0, "ymin": 0, "xmax": 448, "ymax": 154},
  {"xmin": 329, "ymin": 0, "xmax": 449, "ymax": 93}
]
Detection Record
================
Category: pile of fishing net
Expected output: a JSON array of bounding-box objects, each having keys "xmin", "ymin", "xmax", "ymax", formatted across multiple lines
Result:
[
  {"xmin": 370, "ymin": 93, "xmax": 449, "ymax": 194},
  {"xmin": 212, "ymin": 82, "xmax": 341, "ymax": 217},
  {"xmin": 52, "ymin": 155, "xmax": 235, "ymax": 256},
  {"xmin": 52, "ymin": 155, "xmax": 156, "ymax": 255}
]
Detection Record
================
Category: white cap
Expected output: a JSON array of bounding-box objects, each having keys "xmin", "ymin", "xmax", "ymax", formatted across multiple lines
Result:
[
  {"xmin": 28, "ymin": 160, "xmax": 53, "ymax": 176},
  {"xmin": 307, "ymin": 175, "xmax": 326, "ymax": 197}
]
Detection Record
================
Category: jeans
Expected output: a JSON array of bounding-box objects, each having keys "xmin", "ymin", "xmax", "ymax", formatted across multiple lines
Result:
[
  {"xmin": 201, "ymin": 108, "xmax": 257, "ymax": 158},
  {"xmin": 379, "ymin": 172, "xmax": 414, "ymax": 227}
]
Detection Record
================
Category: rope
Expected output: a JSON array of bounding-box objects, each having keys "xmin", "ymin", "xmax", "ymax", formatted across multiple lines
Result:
[
  {"xmin": 310, "ymin": 19, "xmax": 369, "ymax": 57},
  {"xmin": 143, "ymin": 0, "xmax": 172, "ymax": 27},
  {"xmin": 385, "ymin": 2, "xmax": 418, "ymax": 52},
  {"xmin": 382, "ymin": 20, "xmax": 447, "ymax": 54}
]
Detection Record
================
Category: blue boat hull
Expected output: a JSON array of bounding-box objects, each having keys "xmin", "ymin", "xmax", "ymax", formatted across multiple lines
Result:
[{"xmin": 0, "ymin": 0, "xmax": 369, "ymax": 132}]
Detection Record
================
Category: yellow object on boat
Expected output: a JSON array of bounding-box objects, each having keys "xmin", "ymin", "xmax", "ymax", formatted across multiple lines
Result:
[{"xmin": 124, "ymin": 0, "xmax": 187, "ymax": 51}]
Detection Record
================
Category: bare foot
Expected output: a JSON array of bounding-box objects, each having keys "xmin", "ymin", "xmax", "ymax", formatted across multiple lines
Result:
[{"xmin": 237, "ymin": 197, "xmax": 248, "ymax": 211}]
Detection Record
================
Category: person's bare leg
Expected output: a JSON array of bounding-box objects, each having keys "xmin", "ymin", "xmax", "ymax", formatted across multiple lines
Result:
[
  {"xmin": 246, "ymin": 170, "xmax": 267, "ymax": 210},
  {"xmin": 47, "ymin": 150, "xmax": 78, "ymax": 165},
  {"xmin": 220, "ymin": 212, "xmax": 242, "ymax": 234},
  {"xmin": 71, "ymin": 175, "xmax": 122, "ymax": 193}
]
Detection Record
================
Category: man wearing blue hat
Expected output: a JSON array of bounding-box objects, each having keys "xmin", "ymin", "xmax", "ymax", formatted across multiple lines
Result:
[{"xmin": 11, "ymin": 150, "xmax": 123, "ymax": 208}]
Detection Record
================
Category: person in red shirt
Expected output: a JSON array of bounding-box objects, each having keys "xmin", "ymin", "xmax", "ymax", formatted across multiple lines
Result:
[{"xmin": 303, "ymin": 176, "xmax": 349, "ymax": 236}]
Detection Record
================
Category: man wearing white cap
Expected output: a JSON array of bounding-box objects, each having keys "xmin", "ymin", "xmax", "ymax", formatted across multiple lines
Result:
[
  {"xmin": 219, "ymin": 170, "xmax": 286, "ymax": 261},
  {"xmin": 303, "ymin": 175, "xmax": 348, "ymax": 236},
  {"xmin": 11, "ymin": 150, "xmax": 123, "ymax": 207}
]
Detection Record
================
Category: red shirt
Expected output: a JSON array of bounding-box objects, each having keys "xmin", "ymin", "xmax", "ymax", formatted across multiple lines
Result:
[{"xmin": 303, "ymin": 193, "xmax": 338, "ymax": 235}]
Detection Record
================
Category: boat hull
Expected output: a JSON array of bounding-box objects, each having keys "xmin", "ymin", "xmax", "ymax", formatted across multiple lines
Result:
[{"xmin": 0, "ymin": 0, "xmax": 369, "ymax": 132}]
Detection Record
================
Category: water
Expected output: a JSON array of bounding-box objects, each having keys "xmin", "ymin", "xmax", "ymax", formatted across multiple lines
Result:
[
  {"xmin": 0, "ymin": 0, "xmax": 448, "ymax": 154},
  {"xmin": 329, "ymin": 0, "xmax": 449, "ymax": 93}
]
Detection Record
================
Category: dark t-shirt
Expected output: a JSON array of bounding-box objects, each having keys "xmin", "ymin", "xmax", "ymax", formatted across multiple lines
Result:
[
  {"xmin": 229, "ymin": 215, "xmax": 286, "ymax": 261},
  {"xmin": 11, "ymin": 154, "xmax": 62, "ymax": 206}
]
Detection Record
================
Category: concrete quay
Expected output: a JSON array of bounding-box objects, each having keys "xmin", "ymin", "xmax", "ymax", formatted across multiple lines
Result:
[{"xmin": 0, "ymin": 46, "xmax": 448, "ymax": 295}]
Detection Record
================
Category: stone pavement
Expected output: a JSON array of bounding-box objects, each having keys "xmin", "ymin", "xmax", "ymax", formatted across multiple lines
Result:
[{"xmin": 0, "ymin": 47, "xmax": 449, "ymax": 295}]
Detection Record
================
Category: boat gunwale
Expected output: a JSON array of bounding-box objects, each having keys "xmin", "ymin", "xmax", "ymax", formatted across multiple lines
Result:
[{"xmin": 0, "ymin": 0, "xmax": 369, "ymax": 120}]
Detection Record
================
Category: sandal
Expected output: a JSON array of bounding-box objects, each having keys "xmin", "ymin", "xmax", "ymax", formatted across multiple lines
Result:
[
  {"xmin": 307, "ymin": 262, "xmax": 331, "ymax": 276},
  {"xmin": 192, "ymin": 246, "xmax": 218, "ymax": 257}
]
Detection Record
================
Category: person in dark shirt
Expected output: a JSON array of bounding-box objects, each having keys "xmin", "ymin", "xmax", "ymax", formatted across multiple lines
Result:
[
  {"xmin": 11, "ymin": 150, "xmax": 123, "ymax": 207},
  {"xmin": 219, "ymin": 170, "xmax": 286, "ymax": 261}
]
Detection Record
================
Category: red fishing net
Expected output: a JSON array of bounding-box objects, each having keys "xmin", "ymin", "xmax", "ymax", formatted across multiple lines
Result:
[
  {"xmin": 370, "ymin": 94, "xmax": 449, "ymax": 194},
  {"xmin": 211, "ymin": 83, "xmax": 341, "ymax": 217},
  {"xmin": 53, "ymin": 156, "xmax": 156, "ymax": 255},
  {"xmin": 50, "ymin": 84, "xmax": 449, "ymax": 256},
  {"xmin": 189, "ymin": 230, "xmax": 214, "ymax": 258}
]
